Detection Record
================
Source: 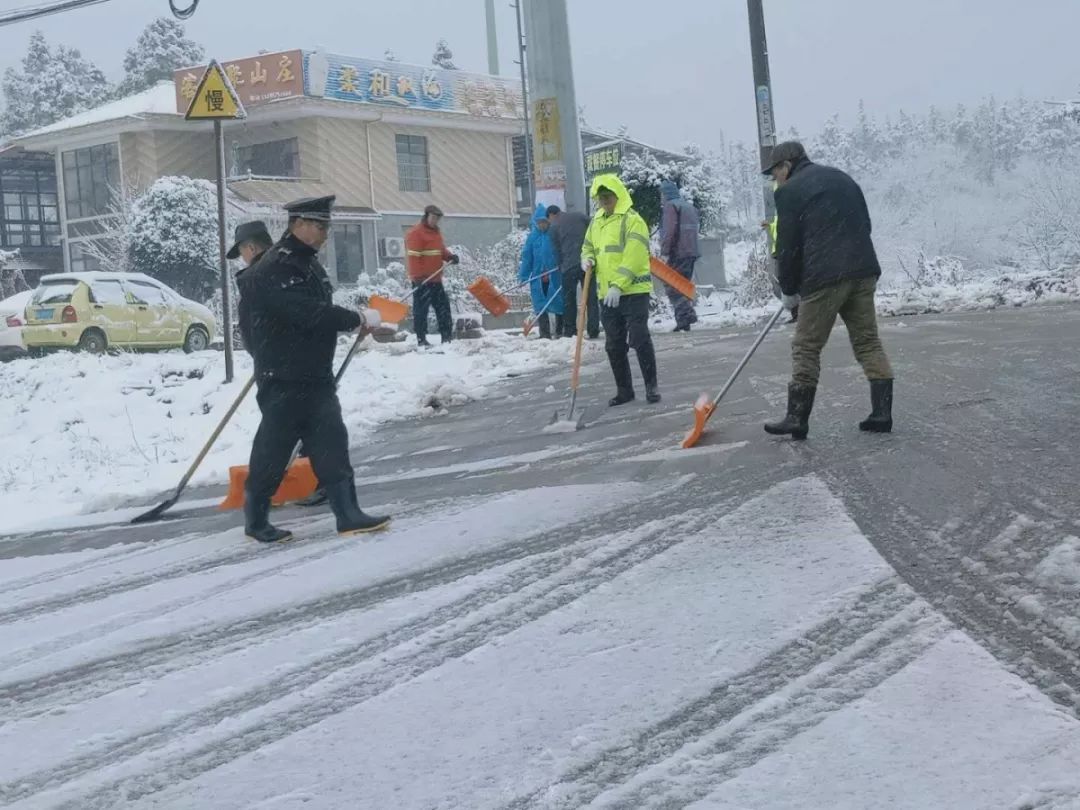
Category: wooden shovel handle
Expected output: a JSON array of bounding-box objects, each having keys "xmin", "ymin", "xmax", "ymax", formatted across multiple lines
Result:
[{"xmin": 570, "ymin": 266, "xmax": 592, "ymax": 391}]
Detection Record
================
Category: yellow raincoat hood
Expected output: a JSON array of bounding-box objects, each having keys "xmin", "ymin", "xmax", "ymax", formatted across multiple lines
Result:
[{"xmin": 590, "ymin": 173, "xmax": 633, "ymax": 216}]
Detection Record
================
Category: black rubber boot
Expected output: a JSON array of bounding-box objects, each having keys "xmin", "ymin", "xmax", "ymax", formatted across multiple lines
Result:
[
  {"xmin": 859, "ymin": 379, "xmax": 893, "ymax": 433},
  {"xmin": 296, "ymin": 487, "xmax": 327, "ymax": 508},
  {"xmin": 244, "ymin": 495, "xmax": 293, "ymax": 543},
  {"xmin": 764, "ymin": 385, "xmax": 816, "ymax": 440},
  {"xmin": 325, "ymin": 479, "xmax": 391, "ymax": 536},
  {"xmin": 638, "ymin": 341, "xmax": 660, "ymax": 403},
  {"xmin": 608, "ymin": 347, "xmax": 635, "ymax": 406}
]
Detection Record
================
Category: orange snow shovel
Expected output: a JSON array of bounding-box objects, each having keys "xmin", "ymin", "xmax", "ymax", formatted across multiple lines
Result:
[
  {"xmin": 467, "ymin": 277, "xmax": 511, "ymax": 317},
  {"xmin": 219, "ymin": 330, "xmax": 368, "ymax": 510},
  {"xmin": 650, "ymin": 256, "xmax": 696, "ymax": 300},
  {"xmin": 368, "ymin": 265, "xmax": 448, "ymax": 325},
  {"xmin": 681, "ymin": 305, "xmax": 785, "ymax": 449}
]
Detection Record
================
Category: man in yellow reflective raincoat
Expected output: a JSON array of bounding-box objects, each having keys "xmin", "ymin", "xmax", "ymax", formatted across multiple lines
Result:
[{"xmin": 580, "ymin": 174, "xmax": 660, "ymax": 406}]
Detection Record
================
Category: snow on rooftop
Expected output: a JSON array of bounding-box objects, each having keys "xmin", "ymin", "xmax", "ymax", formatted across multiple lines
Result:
[{"xmin": 15, "ymin": 81, "xmax": 180, "ymax": 141}]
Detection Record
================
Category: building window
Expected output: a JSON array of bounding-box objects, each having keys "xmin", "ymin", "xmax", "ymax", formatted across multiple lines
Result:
[
  {"xmin": 62, "ymin": 143, "xmax": 120, "ymax": 220},
  {"xmin": 235, "ymin": 138, "xmax": 300, "ymax": 178},
  {"xmin": 396, "ymin": 134, "xmax": 431, "ymax": 193},
  {"xmin": 68, "ymin": 242, "xmax": 102, "ymax": 273},
  {"xmin": 333, "ymin": 224, "xmax": 364, "ymax": 285},
  {"xmin": 0, "ymin": 162, "xmax": 60, "ymax": 248}
]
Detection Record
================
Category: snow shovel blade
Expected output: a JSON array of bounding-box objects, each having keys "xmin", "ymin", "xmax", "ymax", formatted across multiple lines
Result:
[
  {"xmin": 681, "ymin": 393, "xmax": 717, "ymax": 449},
  {"xmin": 467, "ymin": 277, "xmax": 510, "ymax": 317},
  {"xmin": 546, "ymin": 407, "xmax": 586, "ymax": 432},
  {"xmin": 218, "ymin": 457, "xmax": 320, "ymax": 511},
  {"xmin": 131, "ymin": 494, "xmax": 179, "ymax": 524},
  {"xmin": 368, "ymin": 295, "xmax": 410, "ymax": 325}
]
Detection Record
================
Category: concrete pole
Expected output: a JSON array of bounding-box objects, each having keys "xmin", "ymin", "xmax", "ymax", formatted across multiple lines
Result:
[
  {"xmin": 747, "ymin": 0, "xmax": 777, "ymax": 223},
  {"xmin": 512, "ymin": 0, "xmax": 534, "ymax": 208},
  {"xmin": 485, "ymin": 0, "xmax": 500, "ymax": 75},
  {"xmin": 523, "ymin": 0, "xmax": 587, "ymax": 213}
]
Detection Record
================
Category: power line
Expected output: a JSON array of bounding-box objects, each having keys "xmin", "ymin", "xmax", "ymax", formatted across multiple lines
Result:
[{"xmin": 0, "ymin": 0, "xmax": 200, "ymax": 27}]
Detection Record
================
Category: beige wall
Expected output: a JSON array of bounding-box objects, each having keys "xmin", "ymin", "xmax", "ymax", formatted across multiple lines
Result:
[
  {"xmin": 119, "ymin": 115, "xmax": 513, "ymax": 217},
  {"xmin": 367, "ymin": 122, "xmax": 511, "ymax": 216}
]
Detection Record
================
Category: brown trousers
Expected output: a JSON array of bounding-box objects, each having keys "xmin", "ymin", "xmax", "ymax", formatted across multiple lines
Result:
[{"xmin": 791, "ymin": 277, "xmax": 893, "ymax": 388}]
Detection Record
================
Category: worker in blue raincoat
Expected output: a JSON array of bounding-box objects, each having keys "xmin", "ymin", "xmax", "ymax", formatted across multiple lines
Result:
[{"xmin": 519, "ymin": 203, "xmax": 565, "ymax": 339}]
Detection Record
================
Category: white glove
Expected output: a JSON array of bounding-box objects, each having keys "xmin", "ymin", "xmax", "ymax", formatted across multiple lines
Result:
[
  {"xmin": 363, "ymin": 308, "xmax": 381, "ymax": 328},
  {"xmin": 603, "ymin": 286, "xmax": 622, "ymax": 308},
  {"xmin": 583, "ymin": 258, "xmax": 595, "ymax": 273},
  {"xmin": 781, "ymin": 293, "xmax": 800, "ymax": 311}
]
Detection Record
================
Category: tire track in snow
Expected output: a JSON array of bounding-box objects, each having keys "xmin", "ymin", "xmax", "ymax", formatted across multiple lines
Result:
[
  {"xmin": 603, "ymin": 605, "xmax": 951, "ymax": 809},
  {"xmin": 826, "ymin": 402, "xmax": 1080, "ymax": 717},
  {"xmin": 0, "ymin": 499, "xmax": 446, "ymax": 670},
  {"xmin": 17, "ymin": 497, "xmax": 743, "ymax": 810},
  {"xmin": 500, "ymin": 576, "xmax": 923, "ymax": 809},
  {"xmin": 0, "ymin": 473, "xmax": 739, "ymax": 725},
  {"xmin": 0, "ymin": 499, "xmax": 438, "ymax": 630}
]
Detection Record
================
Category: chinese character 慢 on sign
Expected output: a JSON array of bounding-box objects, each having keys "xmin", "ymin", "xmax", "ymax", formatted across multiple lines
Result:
[
  {"xmin": 206, "ymin": 89, "xmax": 225, "ymax": 112},
  {"xmin": 339, "ymin": 66, "xmax": 359, "ymax": 95}
]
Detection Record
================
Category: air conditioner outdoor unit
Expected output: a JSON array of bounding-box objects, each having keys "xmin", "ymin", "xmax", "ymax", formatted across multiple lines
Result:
[{"xmin": 380, "ymin": 237, "xmax": 406, "ymax": 260}]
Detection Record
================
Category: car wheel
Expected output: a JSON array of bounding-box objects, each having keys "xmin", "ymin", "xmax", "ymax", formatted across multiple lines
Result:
[
  {"xmin": 183, "ymin": 325, "xmax": 209, "ymax": 353},
  {"xmin": 77, "ymin": 329, "xmax": 107, "ymax": 354}
]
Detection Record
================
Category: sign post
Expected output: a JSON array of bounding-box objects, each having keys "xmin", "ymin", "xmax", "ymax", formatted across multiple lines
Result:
[{"xmin": 184, "ymin": 59, "xmax": 246, "ymax": 384}]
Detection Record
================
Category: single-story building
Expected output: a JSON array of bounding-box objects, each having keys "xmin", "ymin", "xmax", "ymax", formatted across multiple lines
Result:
[{"xmin": 7, "ymin": 49, "xmax": 524, "ymax": 285}]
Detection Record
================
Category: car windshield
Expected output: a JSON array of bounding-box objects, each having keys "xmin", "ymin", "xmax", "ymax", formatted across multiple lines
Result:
[{"xmin": 31, "ymin": 281, "xmax": 80, "ymax": 305}]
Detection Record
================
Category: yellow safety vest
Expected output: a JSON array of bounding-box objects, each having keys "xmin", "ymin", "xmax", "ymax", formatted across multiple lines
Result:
[{"xmin": 580, "ymin": 173, "xmax": 653, "ymax": 297}]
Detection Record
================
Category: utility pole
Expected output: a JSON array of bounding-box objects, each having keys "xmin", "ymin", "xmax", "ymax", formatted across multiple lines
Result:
[
  {"xmin": 747, "ymin": 0, "xmax": 777, "ymax": 224},
  {"xmin": 523, "ymin": 0, "xmax": 587, "ymax": 213},
  {"xmin": 512, "ymin": 0, "xmax": 534, "ymax": 208},
  {"xmin": 485, "ymin": 0, "xmax": 500, "ymax": 75}
]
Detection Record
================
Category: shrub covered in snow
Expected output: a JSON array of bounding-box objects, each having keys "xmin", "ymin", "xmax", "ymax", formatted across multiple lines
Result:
[
  {"xmin": 128, "ymin": 177, "xmax": 219, "ymax": 302},
  {"xmin": 620, "ymin": 145, "xmax": 730, "ymax": 234}
]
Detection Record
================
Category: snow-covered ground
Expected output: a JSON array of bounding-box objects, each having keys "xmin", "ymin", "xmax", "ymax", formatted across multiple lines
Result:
[
  {"xmin": 2, "ymin": 474, "xmax": 1079, "ymax": 809},
  {"xmin": 0, "ymin": 332, "xmax": 589, "ymax": 535}
]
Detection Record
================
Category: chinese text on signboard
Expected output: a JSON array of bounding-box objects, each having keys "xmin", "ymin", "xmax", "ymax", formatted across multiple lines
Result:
[
  {"xmin": 584, "ymin": 144, "xmax": 623, "ymax": 177},
  {"xmin": 305, "ymin": 53, "xmax": 523, "ymax": 119},
  {"xmin": 174, "ymin": 50, "xmax": 304, "ymax": 113}
]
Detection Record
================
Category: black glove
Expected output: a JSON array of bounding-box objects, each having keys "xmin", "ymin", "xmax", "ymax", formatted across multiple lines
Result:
[{"xmin": 448, "ymin": 253, "xmax": 460, "ymax": 265}]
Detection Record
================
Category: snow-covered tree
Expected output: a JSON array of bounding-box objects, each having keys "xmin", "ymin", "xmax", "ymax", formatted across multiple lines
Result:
[
  {"xmin": 620, "ymin": 145, "xmax": 729, "ymax": 234},
  {"xmin": 432, "ymin": 39, "xmax": 458, "ymax": 70},
  {"xmin": 1, "ymin": 31, "xmax": 110, "ymax": 135},
  {"xmin": 128, "ymin": 177, "xmax": 219, "ymax": 301},
  {"xmin": 116, "ymin": 17, "xmax": 205, "ymax": 98},
  {"xmin": 384, "ymin": 48, "xmax": 399, "ymax": 62}
]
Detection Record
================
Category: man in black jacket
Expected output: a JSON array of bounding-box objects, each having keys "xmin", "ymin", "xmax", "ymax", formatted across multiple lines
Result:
[
  {"xmin": 761, "ymin": 142, "xmax": 894, "ymax": 440},
  {"xmin": 238, "ymin": 195, "xmax": 389, "ymax": 542},
  {"xmin": 547, "ymin": 205, "xmax": 599, "ymax": 339}
]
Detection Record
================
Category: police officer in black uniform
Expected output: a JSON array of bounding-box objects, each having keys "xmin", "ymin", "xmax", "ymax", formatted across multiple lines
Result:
[{"xmin": 238, "ymin": 195, "xmax": 390, "ymax": 542}]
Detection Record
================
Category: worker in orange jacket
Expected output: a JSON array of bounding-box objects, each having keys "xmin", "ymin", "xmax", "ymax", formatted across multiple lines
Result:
[{"xmin": 405, "ymin": 205, "xmax": 459, "ymax": 347}]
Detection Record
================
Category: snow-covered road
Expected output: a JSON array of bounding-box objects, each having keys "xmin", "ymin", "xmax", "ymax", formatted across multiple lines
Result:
[{"xmin": 4, "ymin": 306, "xmax": 1080, "ymax": 808}]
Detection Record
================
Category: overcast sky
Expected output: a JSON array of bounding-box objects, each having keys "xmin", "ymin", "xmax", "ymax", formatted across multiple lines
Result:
[{"xmin": 0, "ymin": 0, "xmax": 1077, "ymax": 150}]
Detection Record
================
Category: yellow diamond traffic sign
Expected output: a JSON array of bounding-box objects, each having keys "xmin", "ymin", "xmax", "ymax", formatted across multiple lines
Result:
[{"xmin": 185, "ymin": 59, "xmax": 246, "ymax": 121}]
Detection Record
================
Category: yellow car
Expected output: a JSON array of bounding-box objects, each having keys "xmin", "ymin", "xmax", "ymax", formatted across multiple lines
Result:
[{"xmin": 23, "ymin": 272, "xmax": 216, "ymax": 354}]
